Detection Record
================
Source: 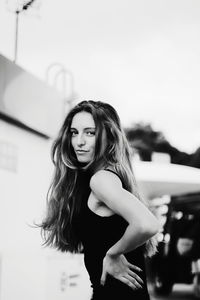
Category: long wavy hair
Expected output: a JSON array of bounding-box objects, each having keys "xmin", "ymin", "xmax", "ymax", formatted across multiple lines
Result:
[{"xmin": 40, "ymin": 100, "xmax": 158, "ymax": 256}]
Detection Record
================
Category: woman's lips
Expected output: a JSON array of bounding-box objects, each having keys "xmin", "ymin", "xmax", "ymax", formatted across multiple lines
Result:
[{"xmin": 76, "ymin": 150, "xmax": 89, "ymax": 154}]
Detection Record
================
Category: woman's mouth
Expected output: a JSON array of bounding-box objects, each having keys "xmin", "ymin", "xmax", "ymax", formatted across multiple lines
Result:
[{"xmin": 76, "ymin": 150, "xmax": 89, "ymax": 154}]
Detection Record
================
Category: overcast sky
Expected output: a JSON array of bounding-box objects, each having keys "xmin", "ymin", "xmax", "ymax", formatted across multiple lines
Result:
[{"xmin": 0, "ymin": 0, "xmax": 200, "ymax": 153}]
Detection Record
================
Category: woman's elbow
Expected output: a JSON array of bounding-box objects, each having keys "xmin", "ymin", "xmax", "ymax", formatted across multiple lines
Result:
[
  {"xmin": 150, "ymin": 219, "xmax": 160, "ymax": 236},
  {"xmin": 142, "ymin": 217, "xmax": 160, "ymax": 238}
]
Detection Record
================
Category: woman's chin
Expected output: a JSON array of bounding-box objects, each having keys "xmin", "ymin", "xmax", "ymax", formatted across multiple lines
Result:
[
  {"xmin": 77, "ymin": 158, "xmax": 89, "ymax": 163},
  {"xmin": 77, "ymin": 158, "xmax": 91, "ymax": 167}
]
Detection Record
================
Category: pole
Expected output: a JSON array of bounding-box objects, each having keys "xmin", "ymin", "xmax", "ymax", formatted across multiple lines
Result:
[{"xmin": 14, "ymin": 10, "xmax": 19, "ymax": 63}]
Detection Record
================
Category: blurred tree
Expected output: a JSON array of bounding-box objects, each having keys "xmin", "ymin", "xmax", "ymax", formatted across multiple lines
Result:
[
  {"xmin": 125, "ymin": 122, "xmax": 199, "ymax": 168},
  {"xmin": 190, "ymin": 148, "xmax": 200, "ymax": 168},
  {"xmin": 125, "ymin": 123, "xmax": 163, "ymax": 161}
]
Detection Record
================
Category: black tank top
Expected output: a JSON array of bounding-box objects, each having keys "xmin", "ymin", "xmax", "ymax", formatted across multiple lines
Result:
[{"xmin": 73, "ymin": 169, "xmax": 150, "ymax": 300}]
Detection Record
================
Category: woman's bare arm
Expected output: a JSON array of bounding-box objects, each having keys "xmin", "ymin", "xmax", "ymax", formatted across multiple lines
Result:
[
  {"xmin": 90, "ymin": 170, "xmax": 160, "ymax": 257},
  {"xmin": 90, "ymin": 170, "xmax": 160, "ymax": 289}
]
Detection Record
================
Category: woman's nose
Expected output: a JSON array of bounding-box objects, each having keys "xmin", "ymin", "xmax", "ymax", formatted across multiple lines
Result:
[{"xmin": 77, "ymin": 134, "xmax": 86, "ymax": 146}]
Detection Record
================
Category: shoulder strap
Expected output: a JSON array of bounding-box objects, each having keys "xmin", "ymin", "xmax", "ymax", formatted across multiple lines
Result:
[{"xmin": 104, "ymin": 169, "xmax": 122, "ymax": 182}]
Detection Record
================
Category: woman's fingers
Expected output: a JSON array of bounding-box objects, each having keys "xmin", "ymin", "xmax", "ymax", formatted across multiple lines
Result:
[
  {"xmin": 128, "ymin": 262, "xmax": 142, "ymax": 272},
  {"xmin": 128, "ymin": 269, "xmax": 144, "ymax": 285},
  {"xmin": 120, "ymin": 275, "xmax": 142, "ymax": 290},
  {"xmin": 126, "ymin": 274, "xmax": 143, "ymax": 289},
  {"xmin": 102, "ymin": 254, "xmax": 144, "ymax": 290},
  {"xmin": 100, "ymin": 270, "xmax": 107, "ymax": 286}
]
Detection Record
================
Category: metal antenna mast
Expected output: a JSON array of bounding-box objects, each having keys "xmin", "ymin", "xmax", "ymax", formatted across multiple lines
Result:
[{"xmin": 6, "ymin": 0, "xmax": 38, "ymax": 63}]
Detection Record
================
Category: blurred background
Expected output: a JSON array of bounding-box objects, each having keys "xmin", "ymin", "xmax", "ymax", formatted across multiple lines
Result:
[{"xmin": 0, "ymin": 0, "xmax": 200, "ymax": 299}]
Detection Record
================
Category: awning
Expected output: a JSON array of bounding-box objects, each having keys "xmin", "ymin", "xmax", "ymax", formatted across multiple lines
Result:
[{"xmin": 133, "ymin": 161, "xmax": 200, "ymax": 200}]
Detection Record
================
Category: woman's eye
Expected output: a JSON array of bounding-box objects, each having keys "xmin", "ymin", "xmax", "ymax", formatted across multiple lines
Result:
[
  {"xmin": 70, "ymin": 131, "xmax": 77, "ymax": 136},
  {"xmin": 86, "ymin": 131, "xmax": 95, "ymax": 136}
]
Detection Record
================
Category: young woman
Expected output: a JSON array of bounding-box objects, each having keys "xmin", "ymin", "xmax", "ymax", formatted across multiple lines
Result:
[{"xmin": 40, "ymin": 100, "xmax": 160, "ymax": 299}]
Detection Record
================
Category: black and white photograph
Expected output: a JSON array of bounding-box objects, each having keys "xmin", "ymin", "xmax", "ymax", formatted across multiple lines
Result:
[{"xmin": 0, "ymin": 1, "xmax": 200, "ymax": 299}]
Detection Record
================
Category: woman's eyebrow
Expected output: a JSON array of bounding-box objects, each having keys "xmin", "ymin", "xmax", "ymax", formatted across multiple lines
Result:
[
  {"xmin": 70, "ymin": 127, "xmax": 96, "ymax": 131},
  {"xmin": 70, "ymin": 127, "xmax": 95, "ymax": 130}
]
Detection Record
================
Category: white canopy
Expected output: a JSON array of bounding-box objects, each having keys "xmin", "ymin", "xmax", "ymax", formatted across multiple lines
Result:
[{"xmin": 133, "ymin": 161, "xmax": 200, "ymax": 200}]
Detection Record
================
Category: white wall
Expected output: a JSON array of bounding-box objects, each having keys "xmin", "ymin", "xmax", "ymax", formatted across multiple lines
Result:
[
  {"xmin": 0, "ymin": 121, "xmax": 52, "ymax": 254},
  {"xmin": 0, "ymin": 121, "xmax": 92, "ymax": 300}
]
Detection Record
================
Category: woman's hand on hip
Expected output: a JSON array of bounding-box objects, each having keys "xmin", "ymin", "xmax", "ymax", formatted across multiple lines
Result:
[{"xmin": 100, "ymin": 253, "xmax": 144, "ymax": 290}]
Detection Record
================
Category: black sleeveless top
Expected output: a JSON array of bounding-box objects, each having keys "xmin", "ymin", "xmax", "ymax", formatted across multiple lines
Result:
[{"xmin": 73, "ymin": 169, "xmax": 150, "ymax": 300}]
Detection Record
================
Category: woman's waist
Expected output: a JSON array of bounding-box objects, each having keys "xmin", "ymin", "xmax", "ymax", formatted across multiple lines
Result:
[
  {"xmin": 84, "ymin": 251, "xmax": 104, "ymax": 285},
  {"xmin": 83, "ymin": 246, "xmax": 146, "ymax": 284}
]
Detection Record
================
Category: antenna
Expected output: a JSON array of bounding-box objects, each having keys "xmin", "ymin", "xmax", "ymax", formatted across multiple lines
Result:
[{"xmin": 6, "ymin": 0, "xmax": 40, "ymax": 63}]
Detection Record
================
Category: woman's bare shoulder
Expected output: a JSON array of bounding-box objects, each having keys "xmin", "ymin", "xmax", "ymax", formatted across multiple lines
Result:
[{"xmin": 90, "ymin": 169, "xmax": 122, "ymax": 193}]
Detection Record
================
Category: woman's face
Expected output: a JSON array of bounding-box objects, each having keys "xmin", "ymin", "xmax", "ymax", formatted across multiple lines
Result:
[{"xmin": 70, "ymin": 111, "xmax": 96, "ymax": 163}]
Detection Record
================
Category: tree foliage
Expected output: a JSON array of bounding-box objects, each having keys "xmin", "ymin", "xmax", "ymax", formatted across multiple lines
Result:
[{"xmin": 125, "ymin": 122, "xmax": 200, "ymax": 168}]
